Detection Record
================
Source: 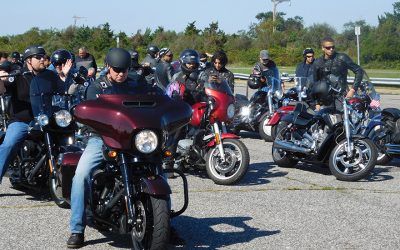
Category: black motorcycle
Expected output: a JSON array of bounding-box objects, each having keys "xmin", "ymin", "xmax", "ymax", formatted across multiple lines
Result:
[
  {"xmin": 231, "ymin": 75, "xmax": 283, "ymax": 141},
  {"xmin": 272, "ymin": 84, "xmax": 377, "ymax": 181}
]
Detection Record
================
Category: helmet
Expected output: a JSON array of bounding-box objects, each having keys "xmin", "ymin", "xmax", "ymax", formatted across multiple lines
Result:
[
  {"xmin": 166, "ymin": 81, "xmax": 185, "ymax": 99},
  {"xmin": 51, "ymin": 49, "xmax": 72, "ymax": 66},
  {"xmin": 311, "ymin": 80, "xmax": 332, "ymax": 105},
  {"xmin": 128, "ymin": 49, "xmax": 139, "ymax": 61},
  {"xmin": 0, "ymin": 61, "xmax": 12, "ymax": 73},
  {"xmin": 11, "ymin": 51, "xmax": 21, "ymax": 60},
  {"xmin": 179, "ymin": 49, "xmax": 199, "ymax": 74},
  {"xmin": 159, "ymin": 48, "xmax": 171, "ymax": 58},
  {"xmin": 247, "ymin": 77, "xmax": 262, "ymax": 89},
  {"xmin": 23, "ymin": 45, "xmax": 46, "ymax": 61},
  {"xmin": 147, "ymin": 45, "xmax": 159, "ymax": 58},
  {"xmin": 105, "ymin": 48, "xmax": 131, "ymax": 70},
  {"xmin": 303, "ymin": 48, "xmax": 314, "ymax": 56}
]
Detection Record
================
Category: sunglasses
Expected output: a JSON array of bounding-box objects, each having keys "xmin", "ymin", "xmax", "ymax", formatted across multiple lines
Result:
[
  {"xmin": 112, "ymin": 67, "xmax": 128, "ymax": 73},
  {"xmin": 324, "ymin": 46, "xmax": 335, "ymax": 50},
  {"xmin": 32, "ymin": 55, "xmax": 45, "ymax": 60}
]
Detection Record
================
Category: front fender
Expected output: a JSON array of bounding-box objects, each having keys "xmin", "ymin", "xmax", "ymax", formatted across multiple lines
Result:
[
  {"xmin": 207, "ymin": 133, "xmax": 240, "ymax": 147},
  {"xmin": 140, "ymin": 175, "xmax": 171, "ymax": 195}
]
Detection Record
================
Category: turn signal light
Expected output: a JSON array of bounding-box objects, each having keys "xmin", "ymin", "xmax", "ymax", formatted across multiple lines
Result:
[
  {"xmin": 108, "ymin": 151, "xmax": 118, "ymax": 158},
  {"xmin": 164, "ymin": 150, "xmax": 172, "ymax": 157}
]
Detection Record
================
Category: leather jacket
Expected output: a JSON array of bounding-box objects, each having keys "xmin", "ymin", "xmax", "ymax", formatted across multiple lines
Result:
[
  {"xmin": 312, "ymin": 52, "xmax": 363, "ymax": 93},
  {"xmin": 155, "ymin": 60, "xmax": 174, "ymax": 90},
  {"xmin": 198, "ymin": 67, "xmax": 235, "ymax": 93}
]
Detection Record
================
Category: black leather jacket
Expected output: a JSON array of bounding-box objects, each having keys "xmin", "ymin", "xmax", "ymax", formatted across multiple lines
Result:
[
  {"xmin": 312, "ymin": 52, "xmax": 363, "ymax": 93},
  {"xmin": 172, "ymin": 70, "xmax": 204, "ymax": 105},
  {"xmin": 198, "ymin": 67, "xmax": 235, "ymax": 93},
  {"xmin": 155, "ymin": 60, "xmax": 174, "ymax": 90}
]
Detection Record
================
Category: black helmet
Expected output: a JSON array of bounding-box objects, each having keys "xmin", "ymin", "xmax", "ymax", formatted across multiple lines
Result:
[
  {"xmin": 11, "ymin": 51, "xmax": 21, "ymax": 60},
  {"xmin": 23, "ymin": 45, "xmax": 46, "ymax": 61},
  {"xmin": 311, "ymin": 80, "xmax": 332, "ymax": 105},
  {"xmin": 128, "ymin": 49, "xmax": 139, "ymax": 61},
  {"xmin": 51, "ymin": 49, "xmax": 72, "ymax": 66},
  {"xmin": 179, "ymin": 49, "xmax": 199, "ymax": 74},
  {"xmin": 105, "ymin": 48, "xmax": 131, "ymax": 70},
  {"xmin": 303, "ymin": 48, "xmax": 314, "ymax": 56},
  {"xmin": 247, "ymin": 77, "xmax": 262, "ymax": 89},
  {"xmin": 0, "ymin": 61, "xmax": 12, "ymax": 73},
  {"xmin": 147, "ymin": 45, "xmax": 159, "ymax": 58}
]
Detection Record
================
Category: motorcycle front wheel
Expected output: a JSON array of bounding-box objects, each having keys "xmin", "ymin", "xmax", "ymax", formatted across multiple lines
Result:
[
  {"xmin": 206, "ymin": 139, "xmax": 250, "ymax": 185},
  {"xmin": 131, "ymin": 195, "xmax": 170, "ymax": 250},
  {"xmin": 49, "ymin": 171, "xmax": 70, "ymax": 209},
  {"xmin": 258, "ymin": 114, "xmax": 273, "ymax": 142},
  {"xmin": 329, "ymin": 138, "xmax": 377, "ymax": 181}
]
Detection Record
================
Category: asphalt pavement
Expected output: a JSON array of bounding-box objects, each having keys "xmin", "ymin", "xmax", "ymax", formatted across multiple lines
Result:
[{"xmin": 1, "ymin": 86, "xmax": 400, "ymax": 250}]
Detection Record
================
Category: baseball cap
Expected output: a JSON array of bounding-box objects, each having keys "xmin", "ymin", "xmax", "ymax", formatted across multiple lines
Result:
[{"xmin": 259, "ymin": 50, "xmax": 269, "ymax": 60}]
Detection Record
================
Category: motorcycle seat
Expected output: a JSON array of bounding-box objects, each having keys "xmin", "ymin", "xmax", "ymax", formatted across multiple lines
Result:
[
  {"xmin": 292, "ymin": 102, "xmax": 315, "ymax": 127},
  {"xmin": 382, "ymin": 108, "xmax": 400, "ymax": 120}
]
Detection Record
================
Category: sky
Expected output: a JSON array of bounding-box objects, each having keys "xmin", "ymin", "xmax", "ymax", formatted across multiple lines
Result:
[{"xmin": 2, "ymin": 1, "xmax": 396, "ymax": 36}]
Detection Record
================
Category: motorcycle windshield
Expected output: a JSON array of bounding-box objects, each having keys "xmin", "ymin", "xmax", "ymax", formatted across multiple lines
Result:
[
  {"xmin": 357, "ymin": 70, "xmax": 380, "ymax": 108},
  {"xmin": 261, "ymin": 76, "xmax": 282, "ymax": 96},
  {"xmin": 294, "ymin": 77, "xmax": 308, "ymax": 92},
  {"xmin": 204, "ymin": 80, "xmax": 233, "ymax": 97}
]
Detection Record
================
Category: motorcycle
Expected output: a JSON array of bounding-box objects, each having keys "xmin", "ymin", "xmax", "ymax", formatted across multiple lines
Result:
[
  {"xmin": 58, "ymin": 93, "xmax": 192, "ymax": 249},
  {"xmin": 231, "ymin": 74, "xmax": 283, "ymax": 141},
  {"xmin": 262, "ymin": 76, "xmax": 308, "ymax": 141},
  {"xmin": 170, "ymin": 78, "xmax": 250, "ymax": 185},
  {"xmin": 272, "ymin": 84, "xmax": 377, "ymax": 181}
]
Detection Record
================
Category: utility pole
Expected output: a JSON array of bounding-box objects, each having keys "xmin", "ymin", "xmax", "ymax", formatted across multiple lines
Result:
[
  {"xmin": 271, "ymin": 0, "xmax": 291, "ymax": 32},
  {"xmin": 72, "ymin": 15, "xmax": 86, "ymax": 27},
  {"xmin": 355, "ymin": 26, "xmax": 361, "ymax": 65}
]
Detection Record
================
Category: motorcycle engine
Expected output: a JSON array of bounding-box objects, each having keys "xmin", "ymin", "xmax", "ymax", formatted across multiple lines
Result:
[{"xmin": 293, "ymin": 124, "xmax": 324, "ymax": 152}]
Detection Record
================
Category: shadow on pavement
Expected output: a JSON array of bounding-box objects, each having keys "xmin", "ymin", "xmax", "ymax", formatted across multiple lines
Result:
[
  {"xmin": 237, "ymin": 162, "xmax": 287, "ymax": 186},
  {"xmin": 172, "ymin": 215, "xmax": 280, "ymax": 249}
]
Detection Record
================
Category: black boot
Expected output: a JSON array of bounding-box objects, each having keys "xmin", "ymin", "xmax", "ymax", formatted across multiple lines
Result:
[{"xmin": 67, "ymin": 233, "xmax": 84, "ymax": 248}]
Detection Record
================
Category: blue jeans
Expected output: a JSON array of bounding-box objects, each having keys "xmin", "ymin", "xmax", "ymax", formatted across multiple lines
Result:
[
  {"xmin": 70, "ymin": 136, "xmax": 103, "ymax": 233},
  {"xmin": 0, "ymin": 122, "xmax": 29, "ymax": 184}
]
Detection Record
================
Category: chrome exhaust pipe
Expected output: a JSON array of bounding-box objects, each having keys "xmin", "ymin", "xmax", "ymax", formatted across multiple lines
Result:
[{"xmin": 273, "ymin": 140, "xmax": 311, "ymax": 154}]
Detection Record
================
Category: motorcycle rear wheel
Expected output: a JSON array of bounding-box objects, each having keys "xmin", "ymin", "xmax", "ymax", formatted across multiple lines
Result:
[
  {"xmin": 206, "ymin": 139, "xmax": 250, "ymax": 185},
  {"xmin": 329, "ymin": 138, "xmax": 377, "ymax": 181},
  {"xmin": 271, "ymin": 123, "xmax": 298, "ymax": 168},
  {"xmin": 131, "ymin": 195, "xmax": 170, "ymax": 250},
  {"xmin": 368, "ymin": 125, "xmax": 392, "ymax": 165}
]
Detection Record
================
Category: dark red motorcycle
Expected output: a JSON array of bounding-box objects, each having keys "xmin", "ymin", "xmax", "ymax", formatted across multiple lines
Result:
[
  {"xmin": 57, "ymin": 93, "xmax": 192, "ymax": 249},
  {"xmin": 168, "ymin": 79, "xmax": 250, "ymax": 185}
]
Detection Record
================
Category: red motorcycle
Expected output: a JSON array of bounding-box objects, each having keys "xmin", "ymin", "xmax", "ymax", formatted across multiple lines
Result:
[
  {"xmin": 168, "ymin": 79, "xmax": 250, "ymax": 185},
  {"xmin": 56, "ymin": 93, "xmax": 192, "ymax": 249}
]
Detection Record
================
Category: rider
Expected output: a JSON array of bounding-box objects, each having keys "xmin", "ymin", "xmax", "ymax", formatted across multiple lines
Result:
[
  {"xmin": 198, "ymin": 52, "xmax": 211, "ymax": 72},
  {"xmin": 155, "ymin": 47, "xmax": 174, "ymax": 91},
  {"xmin": 0, "ymin": 50, "xmax": 34, "ymax": 184},
  {"xmin": 48, "ymin": 49, "xmax": 75, "ymax": 90},
  {"xmin": 171, "ymin": 49, "xmax": 204, "ymax": 105},
  {"xmin": 141, "ymin": 45, "xmax": 159, "ymax": 85},
  {"xmin": 198, "ymin": 50, "xmax": 235, "ymax": 93},
  {"xmin": 312, "ymin": 37, "xmax": 363, "ymax": 99},
  {"xmin": 295, "ymin": 47, "xmax": 315, "ymax": 86},
  {"xmin": 28, "ymin": 46, "xmax": 66, "ymax": 117},
  {"xmin": 10, "ymin": 51, "xmax": 23, "ymax": 71},
  {"xmin": 67, "ymin": 48, "xmax": 164, "ymax": 248},
  {"xmin": 247, "ymin": 49, "xmax": 280, "ymax": 90}
]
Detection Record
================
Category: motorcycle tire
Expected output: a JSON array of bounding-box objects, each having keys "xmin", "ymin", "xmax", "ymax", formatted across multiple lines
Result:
[
  {"xmin": 271, "ymin": 120, "xmax": 289, "ymax": 141},
  {"xmin": 367, "ymin": 125, "xmax": 392, "ymax": 165},
  {"xmin": 271, "ymin": 123, "xmax": 298, "ymax": 168},
  {"xmin": 206, "ymin": 139, "xmax": 250, "ymax": 185},
  {"xmin": 49, "ymin": 172, "xmax": 70, "ymax": 209},
  {"xmin": 258, "ymin": 115, "xmax": 273, "ymax": 142},
  {"xmin": 131, "ymin": 194, "xmax": 170, "ymax": 250},
  {"xmin": 329, "ymin": 138, "xmax": 377, "ymax": 181}
]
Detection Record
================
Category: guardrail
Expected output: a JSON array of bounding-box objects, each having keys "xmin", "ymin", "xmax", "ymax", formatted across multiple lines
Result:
[{"xmin": 233, "ymin": 73, "xmax": 400, "ymax": 86}]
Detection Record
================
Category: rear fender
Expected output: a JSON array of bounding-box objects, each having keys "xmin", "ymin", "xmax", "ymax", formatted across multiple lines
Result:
[
  {"xmin": 140, "ymin": 175, "xmax": 171, "ymax": 195},
  {"xmin": 267, "ymin": 105, "xmax": 296, "ymax": 126},
  {"xmin": 207, "ymin": 133, "xmax": 240, "ymax": 147}
]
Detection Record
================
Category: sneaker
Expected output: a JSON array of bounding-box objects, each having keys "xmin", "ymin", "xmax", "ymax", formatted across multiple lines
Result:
[
  {"xmin": 169, "ymin": 226, "xmax": 185, "ymax": 246},
  {"xmin": 66, "ymin": 233, "xmax": 84, "ymax": 249}
]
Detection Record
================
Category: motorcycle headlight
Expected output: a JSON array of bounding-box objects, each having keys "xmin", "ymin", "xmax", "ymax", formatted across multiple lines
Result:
[
  {"xmin": 37, "ymin": 114, "xmax": 49, "ymax": 126},
  {"xmin": 135, "ymin": 130, "xmax": 158, "ymax": 154},
  {"xmin": 227, "ymin": 104, "xmax": 235, "ymax": 119},
  {"xmin": 274, "ymin": 90, "xmax": 283, "ymax": 99},
  {"xmin": 54, "ymin": 110, "xmax": 72, "ymax": 127},
  {"xmin": 240, "ymin": 106, "xmax": 251, "ymax": 116}
]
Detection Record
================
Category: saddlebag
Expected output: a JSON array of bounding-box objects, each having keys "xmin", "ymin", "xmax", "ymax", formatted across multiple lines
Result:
[{"xmin": 60, "ymin": 152, "xmax": 81, "ymax": 199}]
